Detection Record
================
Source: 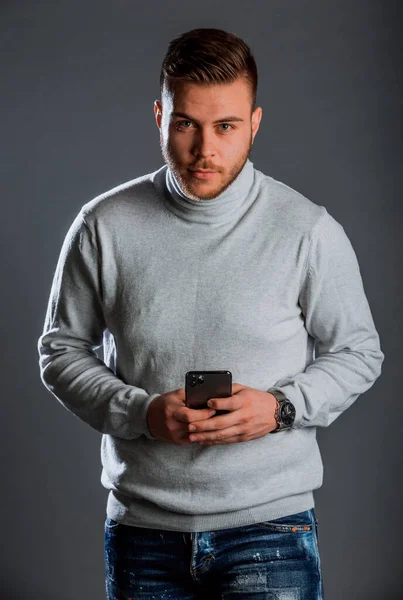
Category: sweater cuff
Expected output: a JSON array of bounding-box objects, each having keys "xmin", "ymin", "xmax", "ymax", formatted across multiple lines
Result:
[{"xmin": 126, "ymin": 392, "xmax": 161, "ymax": 440}]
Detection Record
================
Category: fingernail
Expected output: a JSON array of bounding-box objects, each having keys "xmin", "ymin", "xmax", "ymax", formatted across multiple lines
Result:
[
  {"xmin": 209, "ymin": 410, "xmax": 216, "ymax": 416},
  {"xmin": 207, "ymin": 400, "xmax": 213, "ymax": 407}
]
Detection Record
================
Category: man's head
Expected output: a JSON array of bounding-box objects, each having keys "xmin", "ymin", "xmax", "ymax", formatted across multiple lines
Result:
[{"xmin": 154, "ymin": 28, "xmax": 262, "ymax": 201}]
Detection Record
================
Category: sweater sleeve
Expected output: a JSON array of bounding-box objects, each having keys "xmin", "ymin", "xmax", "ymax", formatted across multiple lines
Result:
[
  {"xmin": 271, "ymin": 208, "xmax": 385, "ymax": 428},
  {"xmin": 37, "ymin": 210, "xmax": 159, "ymax": 440}
]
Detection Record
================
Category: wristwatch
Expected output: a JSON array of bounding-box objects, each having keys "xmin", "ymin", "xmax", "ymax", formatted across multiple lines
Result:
[{"xmin": 267, "ymin": 388, "xmax": 296, "ymax": 433}]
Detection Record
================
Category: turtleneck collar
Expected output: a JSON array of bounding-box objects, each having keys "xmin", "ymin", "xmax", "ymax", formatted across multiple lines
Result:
[{"xmin": 154, "ymin": 158, "xmax": 256, "ymax": 224}]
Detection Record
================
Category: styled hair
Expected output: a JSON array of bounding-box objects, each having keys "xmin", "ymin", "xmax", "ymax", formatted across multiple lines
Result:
[{"xmin": 160, "ymin": 28, "xmax": 258, "ymax": 112}]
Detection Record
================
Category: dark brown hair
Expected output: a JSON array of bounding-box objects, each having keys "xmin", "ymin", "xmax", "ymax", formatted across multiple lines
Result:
[{"xmin": 160, "ymin": 28, "xmax": 258, "ymax": 112}]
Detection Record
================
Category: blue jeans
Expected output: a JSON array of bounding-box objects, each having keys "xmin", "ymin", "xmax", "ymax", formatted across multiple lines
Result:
[{"xmin": 104, "ymin": 508, "xmax": 324, "ymax": 599}]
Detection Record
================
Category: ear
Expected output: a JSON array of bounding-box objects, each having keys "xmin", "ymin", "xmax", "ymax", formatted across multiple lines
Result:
[
  {"xmin": 251, "ymin": 106, "xmax": 262, "ymax": 143},
  {"xmin": 154, "ymin": 100, "xmax": 162, "ymax": 128}
]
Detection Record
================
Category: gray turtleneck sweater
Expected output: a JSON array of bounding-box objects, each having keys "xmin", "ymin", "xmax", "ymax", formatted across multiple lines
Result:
[{"xmin": 37, "ymin": 159, "xmax": 384, "ymax": 532}]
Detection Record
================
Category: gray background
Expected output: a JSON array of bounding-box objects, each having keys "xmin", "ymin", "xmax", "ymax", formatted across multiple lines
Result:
[{"xmin": 1, "ymin": 0, "xmax": 401, "ymax": 598}]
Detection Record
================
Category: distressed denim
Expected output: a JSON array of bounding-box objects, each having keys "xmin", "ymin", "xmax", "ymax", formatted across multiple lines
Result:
[{"xmin": 104, "ymin": 508, "xmax": 324, "ymax": 599}]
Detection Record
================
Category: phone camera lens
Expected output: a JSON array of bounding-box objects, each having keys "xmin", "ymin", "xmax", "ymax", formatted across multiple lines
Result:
[{"xmin": 197, "ymin": 375, "xmax": 204, "ymax": 385}]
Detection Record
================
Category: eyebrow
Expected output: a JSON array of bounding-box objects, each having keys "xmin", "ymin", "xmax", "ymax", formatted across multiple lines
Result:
[{"xmin": 172, "ymin": 111, "xmax": 245, "ymax": 124}]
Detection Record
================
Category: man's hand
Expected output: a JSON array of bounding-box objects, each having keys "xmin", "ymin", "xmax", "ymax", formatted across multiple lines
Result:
[
  {"xmin": 146, "ymin": 388, "xmax": 217, "ymax": 445},
  {"xmin": 187, "ymin": 383, "xmax": 279, "ymax": 445}
]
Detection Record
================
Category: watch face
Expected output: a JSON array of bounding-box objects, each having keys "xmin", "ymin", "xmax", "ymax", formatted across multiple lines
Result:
[{"xmin": 280, "ymin": 401, "xmax": 296, "ymax": 426}]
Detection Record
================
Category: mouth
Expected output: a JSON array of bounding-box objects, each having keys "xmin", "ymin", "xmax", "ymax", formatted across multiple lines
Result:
[{"xmin": 189, "ymin": 168, "xmax": 219, "ymax": 180}]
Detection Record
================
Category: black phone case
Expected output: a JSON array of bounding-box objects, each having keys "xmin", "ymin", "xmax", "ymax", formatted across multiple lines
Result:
[{"xmin": 185, "ymin": 370, "xmax": 232, "ymax": 416}]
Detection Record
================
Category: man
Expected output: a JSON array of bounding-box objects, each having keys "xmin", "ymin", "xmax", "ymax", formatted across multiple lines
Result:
[{"xmin": 37, "ymin": 28, "xmax": 384, "ymax": 599}]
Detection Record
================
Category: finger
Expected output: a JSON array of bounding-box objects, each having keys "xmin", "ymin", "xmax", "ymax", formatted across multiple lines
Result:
[
  {"xmin": 175, "ymin": 406, "xmax": 216, "ymax": 423},
  {"xmin": 189, "ymin": 407, "xmax": 217, "ymax": 421},
  {"xmin": 188, "ymin": 413, "xmax": 233, "ymax": 433},
  {"xmin": 232, "ymin": 382, "xmax": 248, "ymax": 394},
  {"xmin": 189, "ymin": 425, "xmax": 241, "ymax": 443},
  {"xmin": 207, "ymin": 395, "xmax": 238, "ymax": 411}
]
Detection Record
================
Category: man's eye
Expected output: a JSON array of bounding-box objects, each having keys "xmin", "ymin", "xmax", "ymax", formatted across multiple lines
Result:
[
  {"xmin": 219, "ymin": 123, "xmax": 233, "ymax": 131},
  {"xmin": 176, "ymin": 120, "xmax": 192, "ymax": 128}
]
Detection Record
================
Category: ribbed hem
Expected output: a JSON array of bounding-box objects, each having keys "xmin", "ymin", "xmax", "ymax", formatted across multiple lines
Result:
[{"xmin": 106, "ymin": 489, "xmax": 315, "ymax": 533}]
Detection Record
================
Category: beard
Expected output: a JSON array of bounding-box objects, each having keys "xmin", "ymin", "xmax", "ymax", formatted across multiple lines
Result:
[{"xmin": 159, "ymin": 133, "xmax": 253, "ymax": 201}]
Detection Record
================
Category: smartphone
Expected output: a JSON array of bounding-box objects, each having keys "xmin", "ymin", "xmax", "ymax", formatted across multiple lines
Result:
[{"xmin": 185, "ymin": 370, "xmax": 232, "ymax": 416}]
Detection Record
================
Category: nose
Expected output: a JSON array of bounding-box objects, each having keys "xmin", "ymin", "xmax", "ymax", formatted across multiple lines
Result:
[{"xmin": 191, "ymin": 128, "xmax": 216, "ymax": 158}]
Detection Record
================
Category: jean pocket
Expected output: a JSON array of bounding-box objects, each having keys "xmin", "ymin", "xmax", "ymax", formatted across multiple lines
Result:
[{"xmin": 255, "ymin": 509, "xmax": 314, "ymax": 532}]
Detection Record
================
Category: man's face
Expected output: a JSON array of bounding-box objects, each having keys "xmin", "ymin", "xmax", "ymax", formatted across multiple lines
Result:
[{"xmin": 154, "ymin": 78, "xmax": 262, "ymax": 200}]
